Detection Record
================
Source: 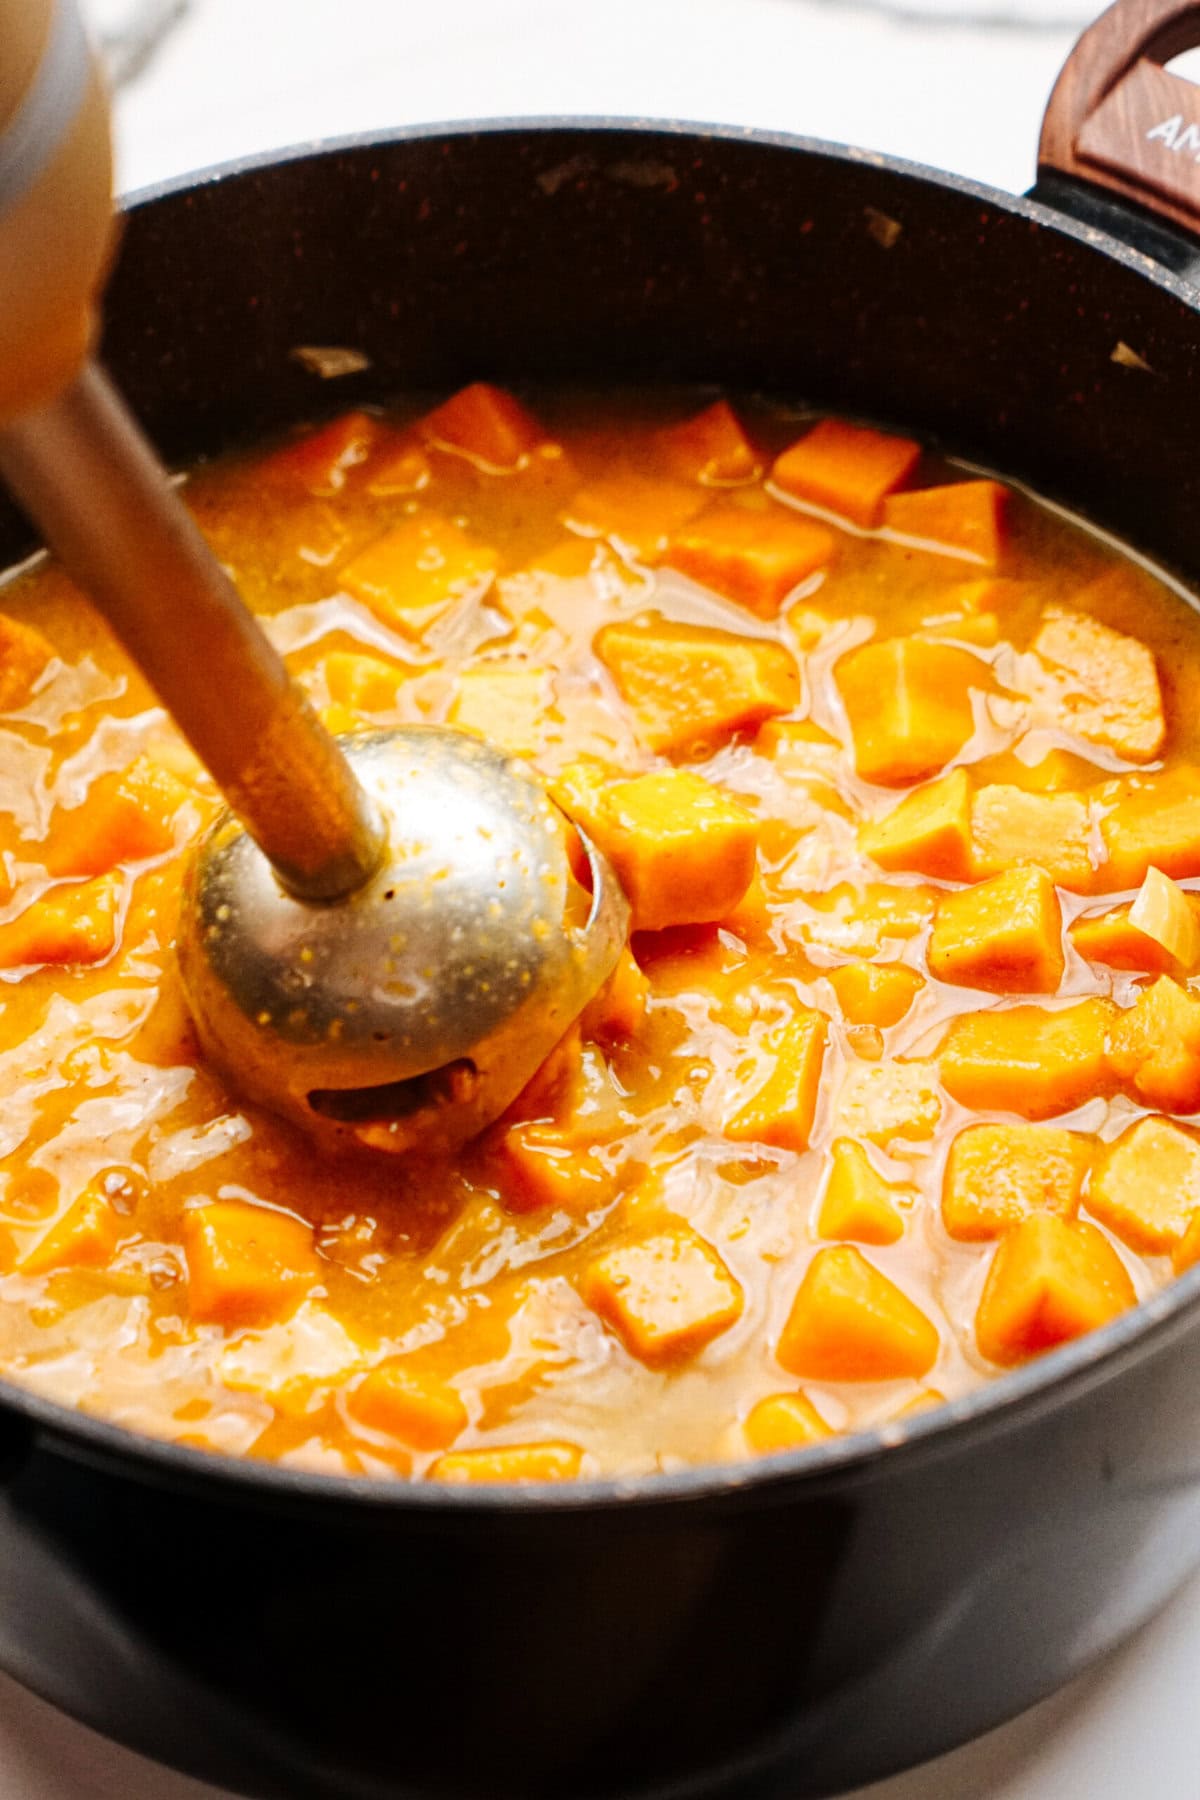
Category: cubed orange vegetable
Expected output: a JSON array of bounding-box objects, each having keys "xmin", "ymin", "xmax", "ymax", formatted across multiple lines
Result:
[
  {"xmin": 744, "ymin": 1391, "xmax": 832, "ymax": 1454},
  {"xmin": 771, "ymin": 419, "xmax": 920, "ymax": 527},
  {"xmin": 0, "ymin": 614, "xmax": 55, "ymax": 711},
  {"xmin": 724, "ymin": 1010, "xmax": 826, "ymax": 1151},
  {"xmin": 801, "ymin": 883, "xmax": 936, "ymax": 957},
  {"xmin": 493, "ymin": 1121, "xmax": 614, "ymax": 1214},
  {"xmin": 827, "ymin": 961, "xmax": 922, "ymax": 1028},
  {"xmin": 836, "ymin": 638, "xmax": 983, "ymax": 784},
  {"xmin": 938, "ymin": 999, "xmax": 1115, "ymax": 1118},
  {"xmin": 580, "ymin": 947, "xmax": 649, "ymax": 1044},
  {"xmin": 665, "ymin": 503, "xmax": 835, "ymax": 618},
  {"xmin": 596, "ymin": 616, "xmax": 799, "ymax": 756},
  {"xmin": 1020, "ymin": 747, "xmax": 1105, "ymax": 793},
  {"xmin": 928, "ymin": 865, "xmax": 1064, "ymax": 994},
  {"xmin": 0, "ymin": 874, "xmax": 120, "ymax": 969},
  {"xmin": 20, "ymin": 1182, "xmax": 124, "ymax": 1276},
  {"xmin": 348, "ymin": 1363, "xmax": 468, "ymax": 1450},
  {"xmin": 834, "ymin": 1059, "xmax": 942, "ymax": 1146},
  {"xmin": 429, "ymin": 1443, "xmax": 582, "ymax": 1483},
  {"xmin": 1070, "ymin": 904, "xmax": 1182, "ymax": 975},
  {"xmin": 324, "ymin": 650, "xmax": 410, "ymax": 713},
  {"xmin": 419, "ymin": 383, "xmax": 546, "ymax": 468},
  {"xmin": 365, "ymin": 440, "xmax": 431, "ymax": 496},
  {"xmin": 258, "ymin": 411, "xmax": 376, "ymax": 493},
  {"xmin": 817, "ymin": 1139, "xmax": 907, "ymax": 1245},
  {"xmin": 565, "ymin": 471, "xmax": 706, "ymax": 557},
  {"xmin": 970, "ymin": 785, "xmax": 1095, "ymax": 890},
  {"xmin": 1106, "ymin": 976, "xmax": 1200, "ymax": 1112},
  {"xmin": 656, "ymin": 399, "xmax": 760, "ymax": 485},
  {"xmin": 883, "ymin": 479, "xmax": 1008, "ymax": 570},
  {"xmin": 448, "ymin": 664, "xmax": 552, "ymax": 754},
  {"xmin": 182, "ymin": 1201, "xmax": 321, "ymax": 1329},
  {"xmin": 859, "ymin": 768, "xmax": 972, "ymax": 879},
  {"xmin": 755, "ymin": 717, "xmax": 842, "ymax": 768},
  {"xmin": 941, "ymin": 1123, "xmax": 1090, "ymax": 1241},
  {"xmin": 580, "ymin": 1224, "xmax": 743, "ymax": 1364},
  {"xmin": 975, "ymin": 1214, "xmax": 1135, "ymax": 1364},
  {"xmin": 1088, "ymin": 1116, "xmax": 1200, "ymax": 1254},
  {"xmin": 584, "ymin": 770, "xmax": 757, "ymax": 932},
  {"xmin": 339, "ymin": 516, "xmax": 498, "ymax": 636},
  {"xmin": 1126, "ymin": 867, "xmax": 1200, "ymax": 970},
  {"xmin": 1099, "ymin": 768, "xmax": 1200, "ymax": 889},
  {"xmin": 777, "ymin": 1245, "xmax": 939, "ymax": 1381},
  {"xmin": 1028, "ymin": 605, "xmax": 1164, "ymax": 762},
  {"xmin": 46, "ymin": 757, "xmax": 189, "ymax": 878}
]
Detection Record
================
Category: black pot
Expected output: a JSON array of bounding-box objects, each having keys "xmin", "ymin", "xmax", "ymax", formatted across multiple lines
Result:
[{"xmin": 4, "ymin": 4, "xmax": 1200, "ymax": 1797}]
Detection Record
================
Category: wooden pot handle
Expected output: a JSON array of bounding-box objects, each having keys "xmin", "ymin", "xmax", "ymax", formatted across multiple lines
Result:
[{"xmin": 1040, "ymin": 0, "xmax": 1200, "ymax": 237}]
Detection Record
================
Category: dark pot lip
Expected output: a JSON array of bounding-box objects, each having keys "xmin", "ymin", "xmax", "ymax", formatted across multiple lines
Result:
[{"xmin": 20, "ymin": 111, "xmax": 1188, "ymax": 1515}]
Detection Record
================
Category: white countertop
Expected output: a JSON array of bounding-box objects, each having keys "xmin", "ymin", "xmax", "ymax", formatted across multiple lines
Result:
[{"xmin": 3, "ymin": 1, "xmax": 1199, "ymax": 1795}]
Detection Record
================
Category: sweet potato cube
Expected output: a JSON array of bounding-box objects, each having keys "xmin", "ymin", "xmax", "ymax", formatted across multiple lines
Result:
[
  {"xmin": 419, "ymin": 382, "xmax": 546, "ymax": 468},
  {"xmin": 1028, "ymin": 605, "xmax": 1164, "ymax": 761},
  {"xmin": 938, "ymin": 999, "xmax": 1115, "ymax": 1118},
  {"xmin": 182, "ymin": 1201, "xmax": 321, "ymax": 1329},
  {"xmin": 580, "ymin": 1224, "xmax": 743, "ymax": 1365},
  {"xmin": 596, "ymin": 617, "xmax": 799, "ymax": 755},
  {"xmin": 429, "ymin": 1443, "xmax": 582, "ymax": 1483},
  {"xmin": 970, "ymin": 785, "xmax": 1095, "ymax": 890},
  {"xmin": 772, "ymin": 419, "xmax": 920, "ymax": 527},
  {"xmin": 975, "ymin": 1215, "xmax": 1135, "ymax": 1365},
  {"xmin": 929, "ymin": 865, "xmax": 1064, "ymax": 994},
  {"xmin": 755, "ymin": 717, "xmax": 841, "ymax": 768},
  {"xmin": 449, "ymin": 665, "xmax": 551, "ymax": 754},
  {"xmin": 883, "ymin": 479, "xmax": 1008, "ymax": 570},
  {"xmin": 493, "ymin": 1122, "xmax": 613, "ymax": 1214},
  {"xmin": 0, "ymin": 874, "xmax": 120, "ymax": 969},
  {"xmin": 656, "ymin": 399, "xmax": 760, "ymax": 485},
  {"xmin": 1127, "ymin": 867, "xmax": 1200, "ymax": 971},
  {"xmin": 1088, "ymin": 1116, "xmax": 1200, "ymax": 1254},
  {"xmin": 859, "ymin": 768, "xmax": 972, "ymax": 879},
  {"xmin": 1173, "ymin": 1210, "xmax": 1200, "ymax": 1274},
  {"xmin": 565, "ymin": 471, "xmax": 706, "ymax": 557},
  {"xmin": 590, "ymin": 770, "xmax": 757, "ymax": 932},
  {"xmin": 777, "ymin": 1246, "xmax": 939, "ymax": 1381},
  {"xmin": 942, "ymin": 1123, "xmax": 1090, "ymax": 1241},
  {"xmin": 744, "ymin": 1391, "xmax": 832, "ymax": 1454},
  {"xmin": 324, "ymin": 651, "xmax": 409, "ymax": 714},
  {"xmin": 339, "ymin": 516, "xmax": 498, "ymax": 636},
  {"xmin": 724, "ymin": 1010, "xmax": 826, "ymax": 1151},
  {"xmin": 836, "ymin": 638, "xmax": 982, "ymax": 784},
  {"xmin": 817, "ymin": 1139, "xmax": 907, "ymax": 1245},
  {"xmin": 827, "ymin": 961, "xmax": 922, "ymax": 1028},
  {"xmin": 665, "ymin": 504, "xmax": 835, "ymax": 618},
  {"xmin": 580, "ymin": 947, "xmax": 649, "ymax": 1044},
  {"xmin": 1021, "ymin": 747, "xmax": 1104, "ymax": 793},
  {"xmin": 258, "ymin": 411, "xmax": 376, "ymax": 494},
  {"xmin": 46, "ymin": 757, "xmax": 188, "ymax": 878},
  {"xmin": 1106, "ymin": 977, "xmax": 1200, "ymax": 1113},
  {"xmin": 348, "ymin": 1363, "xmax": 468, "ymax": 1450},
  {"xmin": 1099, "ymin": 768, "xmax": 1200, "ymax": 888},
  {"xmin": 1070, "ymin": 904, "xmax": 1182, "ymax": 975},
  {"xmin": 0, "ymin": 614, "xmax": 54, "ymax": 711},
  {"xmin": 20, "ymin": 1183, "xmax": 123, "ymax": 1277},
  {"xmin": 835, "ymin": 1059, "xmax": 943, "ymax": 1146},
  {"xmin": 365, "ymin": 440, "xmax": 432, "ymax": 496}
]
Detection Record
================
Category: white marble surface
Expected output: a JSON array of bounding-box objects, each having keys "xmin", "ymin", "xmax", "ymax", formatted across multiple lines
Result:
[{"xmin": 3, "ymin": 0, "xmax": 1199, "ymax": 1795}]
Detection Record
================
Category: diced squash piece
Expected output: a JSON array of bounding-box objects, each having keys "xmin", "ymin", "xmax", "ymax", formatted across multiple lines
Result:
[
  {"xmin": 580, "ymin": 1224, "xmax": 743, "ymax": 1365},
  {"xmin": 836, "ymin": 639, "xmax": 983, "ymax": 784},
  {"xmin": 918, "ymin": 608, "xmax": 1001, "ymax": 649},
  {"xmin": 656, "ymin": 399, "xmax": 760, "ymax": 486},
  {"xmin": 0, "ymin": 614, "xmax": 54, "ymax": 711},
  {"xmin": 720, "ymin": 872, "xmax": 773, "ymax": 945},
  {"xmin": 324, "ymin": 651, "xmax": 409, "ymax": 713},
  {"xmin": 596, "ymin": 616, "xmax": 799, "ymax": 756},
  {"xmin": 835, "ymin": 1059, "xmax": 942, "ymax": 1146},
  {"xmin": 20, "ymin": 1182, "xmax": 123, "ymax": 1276},
  {"xmin": 772, "ymin": 419, "xmax": 920, "ymax": 527},
  {"xmin": 1020, "ymin": 747, "xmax": 1105, "ymax": 793},
  {"xmin": 348, "ymin": 1363, "xmax": 467, "ymax": 1450},
  {"xmin": 1088, "ymin": 1116, "xmax": 1200, "ymax": 1254},
  {"xmin": 975, "ymin": 1214, "xmax": 1135, "ymax": 1365},
  {"xmin": 744, "ymin": 1391, "xmax": 832, "ymax": 1454},
  {"xmin": 581, "ymin": 948, "xmax": 649, "ymax": 1044},
  {"xmin": 448, "ymin": 664, "xmax": 551, "ymax": 754},
  {"xmin": 1099, "ymin": 768, "xmax": 1200, "ymax": 889},
  {"xmin": 817, "ymin": 1139, "xmax": 907, "ymax": 1245},
  {"xmin": 585, "ymin": 770, "xmax": 757, "ymax": 932},
  {"xmin": 258, "ymin": 411, "xmax": 376, "ymax": 494},
  {"xmin": 340, "ymin": 516, "xmax": 498, "ymax": 636},
  {"xmin": 800, "ymin": 883, "xmax": 936, "ymax": 957},
  {"xmin": 883, "ymin": 480, "xmax": 1008, "ymax": 570},
  {"xmin": 885, "ymin": 1388, "xmax": 947, "ymax": 1422},
  {"xmin": 320, "ymin": 703, "xmax": 361, "ymax": 736},
  {"xmin": 859, "ymin": 768, "xmax": 972, "ymax": 880},
  {"xmin": 725, "ymin": 1010, "xmax": 826, "ymax": 1151},
  {"xmin": 182, "ymin": 1201, "xmax": 321, "ymax": 1329},
  {"xmin": 419, "ymin": 383, "xmax": 545, "ymax": 468},
  {"xmin": 365, "ymin": 441, "xmax": 431, "ymax": 496},
  {"xmin": 948, "ymin": 576, "xmax": 1034, "ymax": 620},
  {"xmin": 565, "ymin": 471, "xmax": 706, "ymax": 557},
  {"xmin": 942, "ymin": 1123, "xmax": 1090, "ymax": 1241},
  {"xmin": 1070, "ymin": 904, "xmax": 1182, "ymax": 974},
  {"xmin": 429, "ymin": 1443, "xmax": 582, "ymax": 1483},
  {"xmin": 756, "ymin": 717, "xmax": 841, "ymax": 768},
  {"xmin": 0, "ymin": 874, "xmax": 120, "ymax": 969},
  {"xmin": 827, "ymin": 961, "xmax": 922, "ymax": 1028},
  {"xmin": 1028, "ymin": 605, "xmax": 1164, "ymax": 762},
  {"xmin": 1174, "ymin": 1210, "xmax": 1200, "ymax": 1274},
  {"xmin": 970, "ymin": 785, "xmax": 1095, "ymax": 890},
  {"xmin": 777, "ymin": 1245, "xmax": 939, "ymax": 1381},
  {"xmin": 938, "ymin": 999, "xmax": 1115, "ymax": 1118},
  {"xmin": 46, "ymin": 757, "xmax": 189, "ymax": 877},
  {"xmin": 665, "ymin": 504, "xmax": 835, "ymax": 619},
  {"xmin": 505, "ymin": 1025, "xmax": 585, "ymax": 1127},
  {"xmin": 928, "ymin": 865, "xmax": 1064, "ymax": 994},
  {"xmin": 1106, "ymin": 976, "xmax": 1200, "ymax": 1112},
  {"xmin": 1127, "ymin": 867, "xmax": 1200, "ymax": 971},
  {"xmin": 493, "ymin": 1121, "xmax": 613, "ymax": 1214}
]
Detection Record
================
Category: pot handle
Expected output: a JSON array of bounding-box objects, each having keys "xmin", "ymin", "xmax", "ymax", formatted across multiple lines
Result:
[{"xmin": 1040, "ymin": 0, "xmax": 1200, "ymax": 240}]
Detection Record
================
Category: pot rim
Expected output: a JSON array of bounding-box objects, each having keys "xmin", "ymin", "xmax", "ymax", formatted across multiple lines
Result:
[{"xmin": 24, "ymin": 111, "xmax": 1193, "ymax": 1514}]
